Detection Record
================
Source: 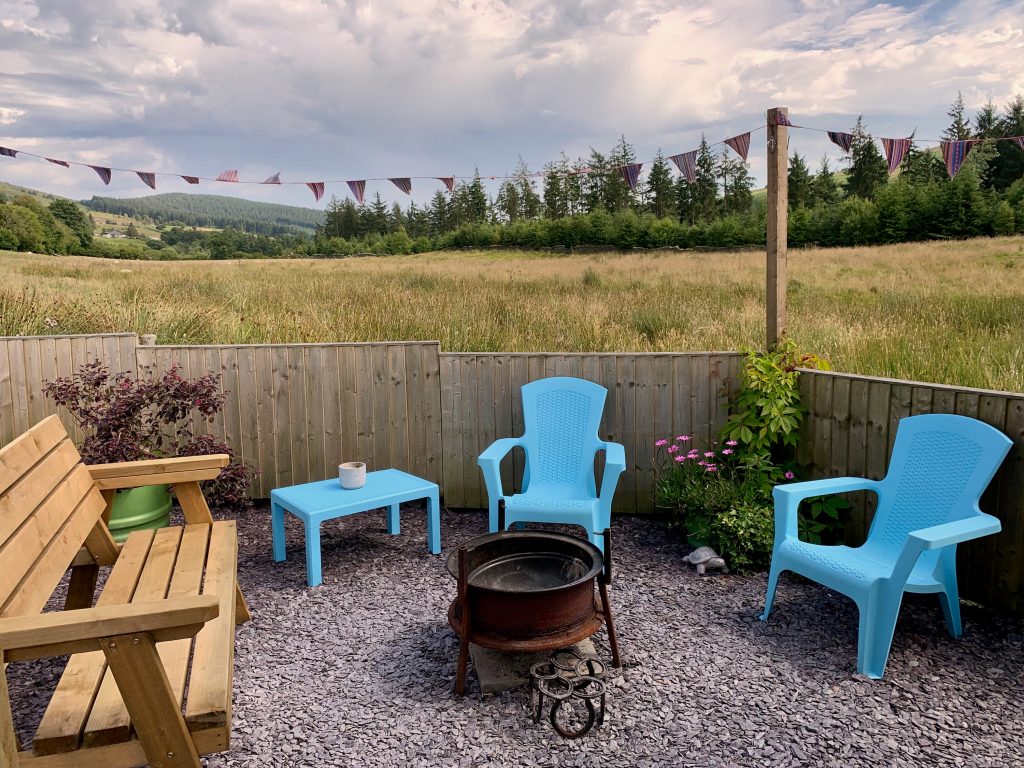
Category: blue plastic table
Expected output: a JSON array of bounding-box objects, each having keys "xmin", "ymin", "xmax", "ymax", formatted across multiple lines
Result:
[{"xmin": 270, "ymin": 469, "xmax": 441, "ymax": 587}]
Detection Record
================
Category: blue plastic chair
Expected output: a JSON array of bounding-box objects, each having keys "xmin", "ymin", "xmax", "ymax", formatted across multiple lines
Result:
[
  {"xmin": 477, "ymin": 376, "xmax": 626, "ymax": 552},
  {"xmin": 761, "ymin": 413, "xmax": 1011, "ymax": 678}
]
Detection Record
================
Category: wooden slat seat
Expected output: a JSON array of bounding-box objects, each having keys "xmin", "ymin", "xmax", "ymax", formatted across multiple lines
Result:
[{"xmin": 0, "ymin": 416, "xmax": 249, "ymax": 768}]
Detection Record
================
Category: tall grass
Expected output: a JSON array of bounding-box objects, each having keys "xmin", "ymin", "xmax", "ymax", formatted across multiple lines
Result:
[{"xmin": 2, "ymin": 237, "xmax": 1023, "ymax": 391}]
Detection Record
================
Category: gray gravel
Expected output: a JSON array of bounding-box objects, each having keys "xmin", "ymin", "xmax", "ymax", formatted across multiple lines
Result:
[{"xmin": 8, "ymin": 505, "xmax": 1024, "ymax": 767}]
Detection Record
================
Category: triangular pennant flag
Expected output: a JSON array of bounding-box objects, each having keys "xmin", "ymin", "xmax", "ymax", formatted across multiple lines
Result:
[
  {"xmin": 827, "ymin": 131, "xmax": 853, "ymax": 154},
  {"xmin": 437, "ymin": 176, "xmax": 455, "ymax": 193},
  {"xmin": 724, "ymin": 132, "xmax": 751, "ymax": 161},
  {"xmin": 389, "ymin": 177, "xmax": 412, "ymax": 195},
  {"xmin": 180, "ymin": 175, "xmax": 200, "ymax": 184},
  {"xmin": 216, "ymin": 169, "xmax": 239, "ymax": 182},
  {"xmin": 46, "ymin": 158, "xmax": 70, "ymax": 167},
  {"xmin": 306, "ymin": 182, "xmax": 325, "ymax": 202},
  {"xmin": 669, "ymin": 151, "xmax": 697, "ymax": 183},
  {"xmin": 1014, "ymin": 137, "xmax": 1024, "ymax": 151},
  {"xmin": 941, "ymin": 140, "xmax": 977, "ymax": 178},
  {"xmin": 136, "ymin": 171, "xmax": 157, "ymax": 190},
  {"xmin": 0, "ymin": 146, "xmax": 17, "ymax": 158},
  {"xmin": 881, "ymin": 138, "xmax": 911, "ymax": 174},
  {"xmin": 347, "ymin": 179, "xmax": 366, "ymax": 205},
  {"xmin": 618, "ymin": 163, "xmax": 643, "ymax": 191},
  {"xmin": 773, "ymin": 111, "xmax": 792, "ymax": 127},
  {"xmin": 89, "ymin": 165, "xmax": 112, "ymax": 185},
  {"xmin": 262, "ymin": 172, "xmax": 281, "ymax": 185}
]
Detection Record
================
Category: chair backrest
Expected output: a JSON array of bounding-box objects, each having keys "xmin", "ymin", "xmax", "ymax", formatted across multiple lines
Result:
[
  {"xmin": 0, "ymin": 415, "xmax": 107, "ymax": 618},
  {"xmin": 520, "ymin": 377, "xmax": 607, "ymax": 496},
  {"xmin": 868, "ymin": 414, "xmax": 1012, "ymax": 550}
]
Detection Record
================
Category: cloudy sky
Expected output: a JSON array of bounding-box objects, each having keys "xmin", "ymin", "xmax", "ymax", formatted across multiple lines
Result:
[{"xmin": 1, "ymin": 0, "xmax": 1023, "ymax": 208}]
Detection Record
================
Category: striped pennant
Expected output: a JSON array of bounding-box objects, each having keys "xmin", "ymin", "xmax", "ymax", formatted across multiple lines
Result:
[
  {"xmin": 347, "ymin": 179, "xmax": 366, "ymax": 205},
  {"xmin": 89, "ymin": 165, "xmax": 112, "ymax": 185},
  {"xmin": 881, "ymin": 137, "xmax": 911, "ymax": 174},
  {"xmin": 0, "ymin": 146, "xmax": 17, "ymax": 158},
  {"xmin": 941, "ymin": 140, "xmax": 977, "ymax": 178},
  {"xmin": 724, "ymin": 132, "xmax": 751, "ymax": 161},
  {"xmin": 262, "ymin": 172, "xmax": 282, "ymax": 185},
  {"xmin": 46, "ymin": 158, "xmax": 70, "ymax": 167},
  {"xmin": 389, "ymin": 177, "xmax": 412, "ymax": 195},
  {"xmin": 827, "ymin": 131, "xmax": 853, "ymax": 154},
  {"xmin": 773, "ymin": 111, "xmax": 792, "ymax": 127},
  {"xmin": 618, "ymin": 163, "xmax": 643, "ymax": 191},
  {"xmin": 216, "ymin": 169, "xmax": 239, "ymax": 182},
  {"xmin": 306, "ymin": 182, "xmax": 325, "ymax": 202},
  {"xmin": 136, "ymin": 171, "xmax": 157, "ymax": 190},
  {"xmin": 180, "ymin": 175, "xmax": 200, "ymax": 184},
  {"xmin": 669, "ymin": 151, "xmax": 697, "ymax": 183},
  {"xmin": 437, "ymin": 176, "xmax": 455, "ymax": 193}
]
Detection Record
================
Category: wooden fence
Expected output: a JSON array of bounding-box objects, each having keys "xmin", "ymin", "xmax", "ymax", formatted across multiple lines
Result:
[{"xmin": 797, "ymin": 369, "xmax": 1024, "ymax": 615}]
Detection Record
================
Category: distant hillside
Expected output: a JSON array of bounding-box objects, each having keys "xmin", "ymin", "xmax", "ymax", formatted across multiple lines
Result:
[
  {"xmin": 0, "ymin": 180, "xmax": 60, "ymax": 205},
  {"xmin": 82, "ymin": 192, "xmax": 324, "ymax": 235}
]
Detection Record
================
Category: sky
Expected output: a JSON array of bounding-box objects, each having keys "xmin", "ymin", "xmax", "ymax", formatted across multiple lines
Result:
[{"xmin": 1, "ymin": 0, "xmax": 1023, "ymax": 209}]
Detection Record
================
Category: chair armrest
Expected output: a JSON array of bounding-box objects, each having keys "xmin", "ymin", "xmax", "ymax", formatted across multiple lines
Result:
[
  {"xmin": 772, "ymin": 477, "xmax": 880, "ymax": 539},
  {"xmin": 88, "ymin": 454, "xmax": 230, "ymax": 490},
  {"xmin": 909, "ymin": 513, "xmax": 1001, "ymax": 550},
  {"xmin": 0, "ymin": 596, "xmax": 219, "ymax": 662},
  {"xmin": 477, "ymin": 438, "xmax": 523, "ymax": 499},
  {"xmin": 598, "ymin": 441, "xmax": 626, "ymax": 507}
]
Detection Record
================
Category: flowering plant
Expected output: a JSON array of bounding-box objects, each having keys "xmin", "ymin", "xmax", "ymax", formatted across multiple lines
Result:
[{"xmin": 44, "ymin": 361, "xmax": 255, "ymax": 512}]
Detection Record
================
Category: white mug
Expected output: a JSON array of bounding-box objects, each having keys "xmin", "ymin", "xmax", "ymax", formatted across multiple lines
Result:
[{"xmin": 339, "ymin": 461, "xmax": 367, "ymax": 489}]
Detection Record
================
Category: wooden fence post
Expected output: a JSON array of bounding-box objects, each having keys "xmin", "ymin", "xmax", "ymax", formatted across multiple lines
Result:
[{"xmin": 766, "ymin": 106, "xmax": 789, "ymax": 349}]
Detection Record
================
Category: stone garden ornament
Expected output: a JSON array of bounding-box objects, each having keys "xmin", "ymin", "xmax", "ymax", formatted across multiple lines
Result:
[{"xmin": 683, "ymin": 546, "xmax": 729, "ymax": 576}]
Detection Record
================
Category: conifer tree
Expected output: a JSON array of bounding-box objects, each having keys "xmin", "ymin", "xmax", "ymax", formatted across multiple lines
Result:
[
  {"xmin": 813, "ymin": 156, "xmax": 841, "ymax": 206},
  {"xmin": 845, "ymin": 116, "xmax": 888, "ymax": 199},
  {"xmin": 644, "ymin": 150, "xmax": 676, "ymax": 219},
  {"xmin": 787, "ymin": 152, "xmax": 812, "ymax": 209},
  {"xmin": 943, "ymin": 92, "xmax": 972, "ymax": 140}
]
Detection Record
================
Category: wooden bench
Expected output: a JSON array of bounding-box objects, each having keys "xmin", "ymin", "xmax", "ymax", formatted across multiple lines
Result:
[{"xmin": 0, "ymin": 416, "xmax": 251, "ymax": 768}]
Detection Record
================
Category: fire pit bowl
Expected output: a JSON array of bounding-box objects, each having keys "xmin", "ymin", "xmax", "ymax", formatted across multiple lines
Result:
[{"xmin": 446, "ymin": 531, "xmax": 603, "ymax": 643}]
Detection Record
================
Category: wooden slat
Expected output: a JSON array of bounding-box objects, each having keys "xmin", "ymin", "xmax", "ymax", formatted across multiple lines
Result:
[
  {"xmin": 19, "ymin": 727, "xmax": 227, "ymax": 767},
  {"xmin": 340, "ymin": 345, "xmax": 359, "ymax": 473},
  {"xmin": 995, "ymin": 399, "xmax": 1024, "ymax": 613},
  {"xmin": 459, "ymin": 355, "xmax": 480, "ymax": 507},
  {"xmin": 355, "ymin": 346, "xmax": 375, "ymax": 473},
  {"xmin": 633, "ymin": 355, "xmax": 655, "ymax": 507},
  {"xmin": 254, "ymin": 346, "xmax": 277, "ymax": 498},
  {"xmin": 0, "ymin": 339, "xmax": 16, "ymax": 448},
  {"xmin": 236, "ymin": 347, "xmax": 260, "ymax": 497},
  {"xmin": 371, "ymin": 345, "xmax": 390, "ymax": 475},
  {"xmin": 34, "ymin": 531, "xmax": 156, "ymax": 756},
  {"xmin": 185, "ymin": 521, "xmax": 237, "ymax": 731},
  {"xmin": 287, "ymin": 345, "xmax": 309, "ymax": 485},
  {"xmin": 0, "ymin": 416, "xmax": 69, "ymax": 497},
  {"xmin": 160, "ymin": 526, "xmax": 211, "ymax": 706},
  {"xmin": 0, "ymin": 438, "xmax": 81, "ymax": 547},
  {"xmin": 422, "ymin": 344, "xmax": 443, "ymax": 485},
  {"xmin": 84, "ymin": 527, "xmax": 184, "ymax": 747},
  {"xmin": 306, "ymin": 345, "xmax": 327, "ymax": 481},
  {"xmin": 388, "ymin": 344, "xmax": 410, "ymax": 473},
  {"xmin": 406, "ymin": 345, "xmax": 428, "ymax": 481}
]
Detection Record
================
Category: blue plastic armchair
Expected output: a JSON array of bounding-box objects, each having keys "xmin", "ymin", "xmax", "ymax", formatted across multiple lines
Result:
[
  {"xmin": 760, "ymin": 413, "xmax": 1011, "ymax": 679},
  {"xmin": 477, "ymin": 376, "xmax": 626, "ymax": 552}
]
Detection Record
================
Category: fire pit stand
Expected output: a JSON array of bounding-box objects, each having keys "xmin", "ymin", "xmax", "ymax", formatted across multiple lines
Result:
[{"xmin": 447, "ymin": 527, "xmax": 621, "ymax": 696}]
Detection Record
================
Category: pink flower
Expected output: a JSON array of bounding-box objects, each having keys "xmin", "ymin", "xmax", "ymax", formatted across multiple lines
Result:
[
  {"xmin": 655, "ymin": 439, "xmax": 668, "ymax": 447},
  {"xmin": 705, "ymin": 464, "xmax": 718, "ymax": 472},
  {"xmin": 721, "ymin": 449, "xmax": 733, "ymax": 455},
  {"xmin": 784, "ymin": 471, "xmax": 795, "ymax": 480},
  {"xmin": 667, "ymin": 444, "xmax": 679, "ymax": 453},
  {"xmin": 726, "ymin": 440, "xmax": 739, "ymax": 446},
  {"xmin": 688, "ymin": 450, "xmax": 700, "ymax": 458},
  {"xmin": 697, "ymin": 460, "xmax": 707, "ymax": 467},
  {"xmin": 703, "ymin": 451, "xmax": 715, "ymax": 458},
  {"xmin": 676, "ymin": 435, "xmax": 691, "ymax": 442},
  {"xmin": 674, "ymin": 455, "xmax": 687, "ymax": 462}
]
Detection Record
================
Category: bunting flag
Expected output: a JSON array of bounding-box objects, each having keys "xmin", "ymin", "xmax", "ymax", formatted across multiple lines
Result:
[
  {"xmin": 827, "ymin": 131, "xmax": 854, "ymax": 154},
  {"xmin": 180, "ymin": 175, "xmax": 200, "ymax": 184},
  {"xmin": 306, "ymin": 182, "xmax": 325, "ymax": 202},
  {"xmin": 724, "ymin": 132, "xmax": 751, "ymax": 161},
  {"xmin": 940, "ymin": 140, "xmax": 977, "ymax": 179},
  {"xmin": 0, "ymin": 146, "xmax": 17, "ymax": 158},
  {"xmin": 669, "ymin": 151, "xmax": 697, "ymax": 183},
  {"xmin": 1015, "ymin": 137, "xmax": 1024, "ymax": 150},
  {"xmin": 46, "ymin": 158, "xmax": 69, "ymax": 167},
  {"xmin": 437, "ymin": 176, "xmax": 455, "ymax": 193},
  {"xmin": 389, "ymin": 177, "xmax": 413, "ymax": 195},
  {"xmin": 262, "ymin": 172, "xmax": 282, "ymax": 185},
  {"xmin": 773, "ymin": 111, "xmax": 792, "ymax": 127},
  {"xmin": 881, "ymin": 137, "xmax": 911, "ymax": 174},
  {"xmin": 216, "ymin": 169, "xmax": 239, "ymax": 182},
  {"xmin": 136, "ymin": 171, "xmax": 157, "ymax": 190},
  {"xmin": 89, "ymin": 165, "xmax": 112, "ymax": 185},
  {"xmin": 618, "ymin": 163, "xmax": 643, "ymax": 191},
  {"xmin": 347, "ymin": 179, "xmax": 366, "ymax": 205}
]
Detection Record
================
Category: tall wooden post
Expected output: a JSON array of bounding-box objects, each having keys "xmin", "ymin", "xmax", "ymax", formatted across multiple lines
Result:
[{"xmin": 766, "ymin": 106, "xmax": 789, "ymax": 348}]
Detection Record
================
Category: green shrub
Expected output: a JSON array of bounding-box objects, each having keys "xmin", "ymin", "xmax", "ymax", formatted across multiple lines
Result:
[{"xmin": 709, "ymin": 501, "xmax": 775, "ymax": 572}]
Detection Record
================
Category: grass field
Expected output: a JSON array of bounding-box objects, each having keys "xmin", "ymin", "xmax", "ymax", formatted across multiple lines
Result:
[{"xmin": 2, "ymin": 237, "xmax": 1023, "ymax": 392}]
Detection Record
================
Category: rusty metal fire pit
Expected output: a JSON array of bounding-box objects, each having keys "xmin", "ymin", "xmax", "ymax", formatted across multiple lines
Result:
[{"xmin": 446, "ymin": 528, "xmax": 621, "ymax": 696}]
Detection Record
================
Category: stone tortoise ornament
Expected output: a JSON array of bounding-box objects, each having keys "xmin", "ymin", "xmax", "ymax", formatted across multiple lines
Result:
[{"xmin": 683, "ymin": 546, "xmax": 729, "ymax": 576}]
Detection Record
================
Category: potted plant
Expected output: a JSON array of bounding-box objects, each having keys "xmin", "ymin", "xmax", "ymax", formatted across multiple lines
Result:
[{"xmin": 45, "ymin": 361, "xmax": 255, "ymax": 541}]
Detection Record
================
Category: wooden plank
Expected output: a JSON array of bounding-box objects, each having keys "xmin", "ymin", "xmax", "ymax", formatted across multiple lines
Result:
[
  {"xmin": 459, "ymin": 355, "xmax": 481, "ymax": 508},
  {"xmin": 355, "ymin": 346, "xmax": 375, "ymax": 473},
  {"xmin": 1, "ymin": 655, "xmax": 17, "ymax": 763},
  {"xmin": 510, "ymin": 356, "xmax": 530, "ymax": 494},
  {"xmin": 862, "ymin": 380, "xmax": 892, "ymax": 537},
  {"xmin": 321, "ymin": 346, "xmax": 343, "ymax": 480},
  {"xmin": 405, "ymin": 345, "xmax": 427, "ymax": 481},
  {"xmin": 830, "ymin": 376, "xmax": 851, "ymax": 480},
  {"xmin": 160, "ymin": 525, "xmax": 211, "ymax": 706},
  {"xmin": 0, "ymin": 429, "xmax": 78, "ymax": 539},
  {"xmin": 994, "ymin": 399, "xmax": 1024, "ymax": 613},
  {"xmin": 709, "ymin": 353, "xmax": 733, "ymax": 435},
  {"xmin": 766, "ymin": 106, "xmax": 789, "ymax": 347},
  {"xmin": 387, "ymin": 344, "xmax": 410, "ymax": 473},
  {"xmin": 910, "ymin": 385, "xmax": 934, "ymax": 417},
  {"xmin": 615, "ymin": 355, "xmax": 637, "ymax": 513},
  {"xmin": 235, "ymin": 347, "xmax": 260, "ymax": 496},
  {"xmin": 185, "ymin": 521, "xmax": 238, "ymax": 731},
  {"xmin": 971, "ymin": 395, "xmax": 1009, "ymax": 608},
  {"xmin": 633, "ymin": 355, "xmax": 655, "ymax": 511},
  {"xmin": 20, "ymin": 727, "xmax": 226, "ymax": 767},
  {"xmin": 476, "ymin": 354, "xmax": 496, "ymax": 504},
  {"xmin": 217, "ymin": 346, "xmax": 241, "ymax": 468},
  {"xmin": 36, "ymin": 337, "xmax": 58, "ymax": 427},
  {"xmin": 7, "ymin": 339, "xmax": 30, "ymax": 438},
  {"xmin": 302, "ymin": 345, "xmax": 324, "ymax": 481},
  {"xmin": 254, "ymin": 346, "xmax": 277, "ymax": 497},
  {"xmin": 287, "ymin": 345, "xmax": 310, "ymax": 484},
  {"xmin": 887, "ymin": 384, "xmax": 913, "ymax": 466},
  {"xmin": 689, "ymin": 355, "xmax": 711, "ymax": 445},
  {"xmin": 954, "ymin": 390, "xmax": 983, "ymax": 601},
  {"xmin": 421, "ymin": 344, "xmax": 443, "ymax": 486},
  {"xmin": 370, "ymin": 345, "xmax": 390, "ymax": 474},
  {"xmin": 33, "ymin": 531, "xmax": 156, "ymax": 756},
  {"xmin": 0, "ymin": 340, "xmax": 15, "ymax": 448},
  {"xmin": 339, "ymin": 345, "xmax": 359, "ymax": 471},
  {"xmin": 84, "ymin": 526, "xmax": 183, "ymax": 747},
  {"xmin": 812, "ymin": 374, "xmax": 833, "ymax": 483},
  {"xmin": 439, "ymin": 353, "xmax": 461, "ymax": 506}
]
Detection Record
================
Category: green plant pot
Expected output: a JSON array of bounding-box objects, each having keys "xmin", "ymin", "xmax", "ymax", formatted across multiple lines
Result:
[{"xmin": 108, "ymin": 484, "xmax": 172, "ymax": 543}]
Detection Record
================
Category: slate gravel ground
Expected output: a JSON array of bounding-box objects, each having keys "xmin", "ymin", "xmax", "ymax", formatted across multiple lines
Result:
[{"xmin": 9, "ymin": 505, "xmax": 1024, "ymax": 767}]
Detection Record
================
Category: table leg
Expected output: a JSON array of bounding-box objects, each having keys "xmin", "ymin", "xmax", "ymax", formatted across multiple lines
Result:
[
  {"xmin": 427, "ymin": 490, "xmax": 441, "ymax": 554},
  {"xmin": 272, "ymin": 502, "xmax": 286, "ymax": 562},
  {"xmin": 305, "ymin": 519, "xmax": 323, "ymax": 588},
  {"xmin": 387, "ymin": 502, "xmax": 401, "ymax": 535}
]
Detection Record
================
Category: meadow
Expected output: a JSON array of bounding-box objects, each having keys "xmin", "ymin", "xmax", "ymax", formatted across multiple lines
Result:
[{"xmin": 2, "ymin": 236, "xmax": 1023, "ymax": 392}]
